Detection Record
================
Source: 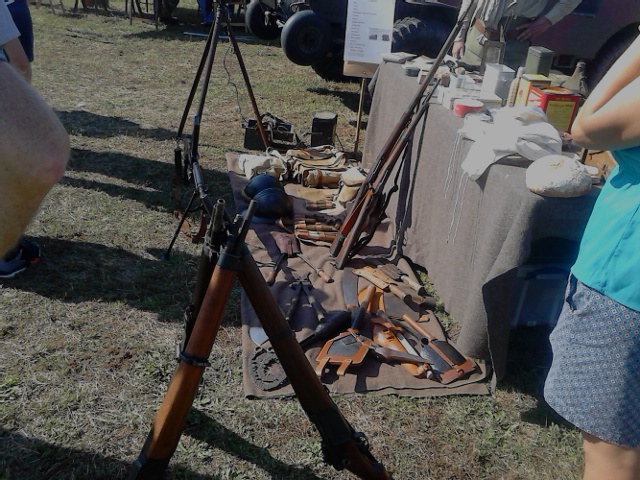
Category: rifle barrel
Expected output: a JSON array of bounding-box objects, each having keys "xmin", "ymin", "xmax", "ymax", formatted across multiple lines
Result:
[{"xmin": 329, "ymin": 0, "xmax": 477, "ymax": 268}]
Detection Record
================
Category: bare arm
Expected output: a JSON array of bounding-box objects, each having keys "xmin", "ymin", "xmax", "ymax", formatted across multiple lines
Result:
[
  {"xmin": 3, "ymin": 37, "xmax": 32, "ymax": 83},
  {"xmin": 571, "ymin": 35, "xmax": 640, "ymax": 150}
]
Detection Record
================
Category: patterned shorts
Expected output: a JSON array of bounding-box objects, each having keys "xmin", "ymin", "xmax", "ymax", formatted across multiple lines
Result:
[{"xmin": 544, "ymin": 275, "xmax": 640, "ymax": 447}]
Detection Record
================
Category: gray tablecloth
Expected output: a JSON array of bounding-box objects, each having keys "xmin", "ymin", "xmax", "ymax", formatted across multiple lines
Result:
[{"xmin": 364, "ymin": 61, "xmax": 599, "ymax": 379}]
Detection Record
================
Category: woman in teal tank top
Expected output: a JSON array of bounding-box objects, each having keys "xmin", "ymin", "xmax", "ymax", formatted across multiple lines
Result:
[{"xmin": 544, "ymin": 34, "xmax": 640, "ymax": 480}]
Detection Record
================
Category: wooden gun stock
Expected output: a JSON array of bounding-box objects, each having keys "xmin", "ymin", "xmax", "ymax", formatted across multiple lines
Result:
[
  {"xmin": 131, "ymin": 206, "xmax": 392, "ymax": 480},
  {"xmin": 130, "ymin": 266, "xmax": 237, "ymax": 480}
]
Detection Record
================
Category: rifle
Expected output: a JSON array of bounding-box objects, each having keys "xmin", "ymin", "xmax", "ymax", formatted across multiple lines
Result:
[
  {"xmin": 329, "ymin": 0, "xmax": 478, "ymax": 269},
  {"xmin": 130, "ymin": 200, "xmax": 392, "ymax": 480}
]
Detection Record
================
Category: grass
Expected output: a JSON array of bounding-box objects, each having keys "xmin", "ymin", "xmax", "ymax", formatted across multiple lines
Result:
[{"xmin": 0, "ymin": 3, "xmax": 584, "ymax": 480}]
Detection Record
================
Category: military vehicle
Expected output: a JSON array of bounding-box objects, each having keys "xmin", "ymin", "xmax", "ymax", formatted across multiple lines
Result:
[{"xmin": 244, "ymin": 0, "xmax": 640, "ymax": 91}]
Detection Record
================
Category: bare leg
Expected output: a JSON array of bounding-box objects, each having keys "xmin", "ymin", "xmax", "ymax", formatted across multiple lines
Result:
[
  {"xmin": 0, "ymin": 63, "xmax": 70, "ymax": 256},
  {"xmin": 583, "ymin": 432, "xmax": 640, "ymax": 480}
]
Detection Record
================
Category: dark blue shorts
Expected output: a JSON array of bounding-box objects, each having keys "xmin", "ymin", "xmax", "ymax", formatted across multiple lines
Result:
[{"xmin": 7, "ymin": 0, "xmax": 33, "ymax": 61}]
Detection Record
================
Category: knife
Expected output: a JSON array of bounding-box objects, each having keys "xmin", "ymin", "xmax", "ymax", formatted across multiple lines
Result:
[
  {"xmin": 342, "ymin": 267, "xmax": 360, "ymax": 311},
  {"xmin": 378, "ymin": 263, "xmax": 427, "ymax": 296}
]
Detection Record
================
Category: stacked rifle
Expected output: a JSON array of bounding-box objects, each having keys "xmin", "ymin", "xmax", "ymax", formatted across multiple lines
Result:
[{"xmin": 139, "ymin": 2, "xmax": 481, "ymax": 479}]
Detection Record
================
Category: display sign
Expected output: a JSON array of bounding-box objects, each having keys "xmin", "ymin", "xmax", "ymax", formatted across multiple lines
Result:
[{"xmin": 343, "ymin": 0, "xmax": 395, "ymax": 78}]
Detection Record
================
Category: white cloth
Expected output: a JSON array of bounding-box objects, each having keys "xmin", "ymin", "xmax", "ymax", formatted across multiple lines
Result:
[{"xmin": 460, "ymin": 106, "xmax": 563, "ymax": 180}]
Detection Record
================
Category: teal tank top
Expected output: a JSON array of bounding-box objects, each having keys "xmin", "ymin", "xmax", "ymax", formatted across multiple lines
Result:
[{"xmin": 571, "ymin": 145, "xmax": 640, "ymax": 311}]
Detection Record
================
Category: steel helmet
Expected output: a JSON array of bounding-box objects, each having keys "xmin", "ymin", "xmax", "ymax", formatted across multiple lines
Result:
[{"xmin": 242, "ymin": 174, "xmax": 293, "ymax": 223}]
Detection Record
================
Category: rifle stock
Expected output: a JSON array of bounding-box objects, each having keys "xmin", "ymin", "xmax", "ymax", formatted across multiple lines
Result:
[
  {"xmin": 328, "ymin": 190, "xmax": 368, "ymax": 258},
  {"xmin": 240, "ymin": 256, "xmax": 391, "ymax": 479},
  {"xmin": 333, "ymin": 188, "xmax": 377, "ymax": 268},
  {"xmin": 131, "ymin": 202, "xmax": 392, "ymax": 480},
  {"xmin": 130, "ymin": 265, "xmax": 237, "ymax": 480},
  {"xmin": 329, "ymin": 0, "xmax": 477, "ymax": 268}
]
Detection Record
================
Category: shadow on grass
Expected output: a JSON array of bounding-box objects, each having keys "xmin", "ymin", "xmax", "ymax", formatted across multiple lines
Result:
[
  {"xmin": 0, "ymin": 427, "xmax": 219, "ymax": 480},
  {"xmin": 60, "ymin": 147, "xmax": 232, "ymax": 212},
  {"xmin": 57, "ymin": 110, "xmax": 175, "ymax": 140},
  {"xmin": 6, "ymin": 238, "xmax": 201, "ymax": 323},
  {"xmin": 186, "ymin": 409, "xmax": 325, "ymax": 480},
  {"xmin": 1, "ymin": 412, "xmax": 325, "ymax": 480},
  {"xmin": 500, "ymin": 325, "xmax": 579, "ymax": 432},
  {"xmin": 307, "ymin": 86, "xmax": 371, "ymax": 114},
  {"xmin": 122, "ymin": 18, "xmax": 268, "ymax": 45}
]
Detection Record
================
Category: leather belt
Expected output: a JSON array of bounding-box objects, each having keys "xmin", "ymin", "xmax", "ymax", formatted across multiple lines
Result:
[{"xmin": 474, "ymin": 18, "xmax": 525, "ymax": 42}]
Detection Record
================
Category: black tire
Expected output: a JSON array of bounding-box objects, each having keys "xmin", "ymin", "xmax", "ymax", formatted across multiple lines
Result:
[
  {"xmin": 281, "ymin": 10, "xmax": 333, "ymax": 66},
  {"xmin": 246, "ymin": 1, "xmax": 280, "ymax": 41},
  {"xmin": 311, "ymin": 16, "xmax": 450, "ymax": 83},
  {"xmin": 392, "ymin": 16, "xmax": 450, "ymax": 58},
  {"xmin": 585, "ymin": 26, "xmax": 639, "ymax": 93}
]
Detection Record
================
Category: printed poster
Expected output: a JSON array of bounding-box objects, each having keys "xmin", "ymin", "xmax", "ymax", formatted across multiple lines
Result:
[{"xmin": 344, "ymin": 0, "xmax": 395, "ymax": 76}]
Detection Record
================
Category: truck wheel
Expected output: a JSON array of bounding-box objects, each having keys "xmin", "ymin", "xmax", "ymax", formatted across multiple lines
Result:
[
  {"xmin": 246, "ymin": 1, "xmax": 280, "ymax": 41},
  {"xmin": 281, "ymin": 10, "xmax": 333, "ymax": 66},
  {"xmin": 585, "ymin": 26, "xmax": 639, "ymax": 93},
  {"xmin": 392, "ymin": 16, "xmax": 450, "ymax": 58}
]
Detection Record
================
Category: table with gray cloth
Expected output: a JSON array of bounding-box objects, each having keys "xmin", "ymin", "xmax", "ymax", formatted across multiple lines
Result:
[{"xmin": 363, "ymin": 61, "xmax": 600, "ymax": 379}]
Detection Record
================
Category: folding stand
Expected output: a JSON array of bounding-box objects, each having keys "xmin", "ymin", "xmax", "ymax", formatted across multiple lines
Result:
[{"xmin": 161, "ymin": 0, "xmax": 269, "ymax": 259}]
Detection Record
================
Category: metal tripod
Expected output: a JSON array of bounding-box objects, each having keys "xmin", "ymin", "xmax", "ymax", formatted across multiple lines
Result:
[{"xmin": 161, "ymin": 0, "xmax": 269, "ymax": 260}]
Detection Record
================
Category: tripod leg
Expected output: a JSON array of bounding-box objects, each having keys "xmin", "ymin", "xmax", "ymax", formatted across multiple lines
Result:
[
  {"xmin": 223, "ymin": 11, "xmax": 270, "ymax": 149},
  {"xmin": 238, "ymin": 252, "xmax": 390, "ymax": 480},
  {"xmin": 160, "ymin": 190, "xmax": 198, "ymax": 260},
  {"xmin": 175, "ymin": 9, "xmax": 220, "ymax": 139}
]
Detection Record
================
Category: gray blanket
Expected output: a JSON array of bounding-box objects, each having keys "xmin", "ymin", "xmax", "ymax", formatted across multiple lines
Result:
[{"xmin": 363, "ymin": 61, "xmax": 599, "ymax": 379}]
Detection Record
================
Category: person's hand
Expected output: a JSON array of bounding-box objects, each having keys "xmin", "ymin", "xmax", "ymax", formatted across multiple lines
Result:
[
  {"xmin": 452, "ymin": 40, "xmax": 465, "ymax": 59},
  {"xmin": 515, "ymin": 17, "xmax": 552, "ymax": 41}
]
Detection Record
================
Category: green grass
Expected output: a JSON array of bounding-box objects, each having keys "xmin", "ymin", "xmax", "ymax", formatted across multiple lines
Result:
[{"xmin": 0, "ymin": 4, "xmax": 584, "ymax": 480}]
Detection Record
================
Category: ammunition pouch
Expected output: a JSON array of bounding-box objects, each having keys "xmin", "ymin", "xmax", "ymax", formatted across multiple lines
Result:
[
  {"xmin": 238, "ymin": 150, "xmax": 287, "ymax": 180},
  {"xmin": 286, "ymin": 146, "xmax": 347, "ymax": 185},
  {"xmin": 303, "ymin": 169, "xmax": 342, "ymax": 188}
]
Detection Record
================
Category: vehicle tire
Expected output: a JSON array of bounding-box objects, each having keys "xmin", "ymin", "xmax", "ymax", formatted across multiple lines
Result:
[
  {"xmin": 392, "ymin": 16, "xmax": 450, "ymax": 58},
  {"xmin": 281, "ymin": 10, "xmax": 333, "ymax": 66},
  {"xmin": 245, "ymin": 1, "xmax": 280, "ymax": 41},
  {"xmin": 585, "ymin": 26, "xmax": 639, "ymax": 93},
  {"xmin": 310, "ymin": 16, "xmax": 449, "ymax": 83}
]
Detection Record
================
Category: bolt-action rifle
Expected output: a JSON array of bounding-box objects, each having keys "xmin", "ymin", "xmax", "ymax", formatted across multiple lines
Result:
[
  {"xmin": 130, "ymin": 200, "xmax": 392, "ymax": 480},
  {"xmin": 329, "ymin": 0, "xmax": 478, "ymax": 269}
]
